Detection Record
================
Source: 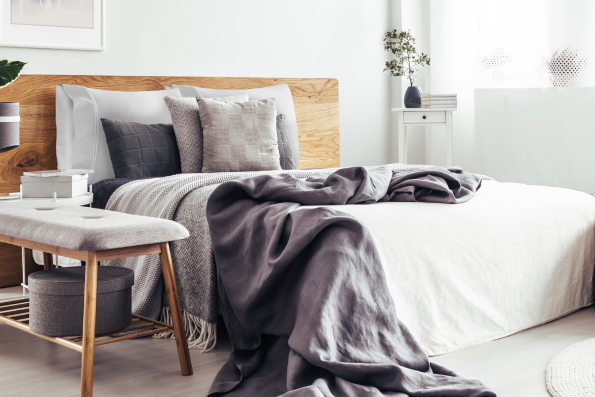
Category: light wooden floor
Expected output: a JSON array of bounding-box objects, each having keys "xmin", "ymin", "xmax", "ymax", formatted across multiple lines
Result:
[
  {"xmin": 433, "ymin": 306, "xmax": 595, "ymax": 396},
  {"xmin": 1, "ymin": 305, "xmax": 594, "ymax": 396},
  {"xmin": 0, "ymin": 286, "xmax": 27, "ymax": 301},
  {"xmin": 0, "ymin": 319, "xmax": 231, "ymax": 397}
]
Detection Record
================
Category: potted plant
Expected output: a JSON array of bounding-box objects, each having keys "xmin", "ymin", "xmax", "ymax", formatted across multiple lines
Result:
[
  {"xmin": 0, "ymin": 59, "xmax": 26, "ymax": 89},
  {"xmin": 546, "ymin": 48, "xmax": 586, "ymax": 87},
  {"xmin": 384, "ymin": 29, "xmax": 430, "ymax": 108},
  {"xmin": 482, "ymin": 50, "xmax": 512, "ymax": 82},
  {"xmin": 0, "ymin": 59, "xmax": 26, "ymax": 154}
]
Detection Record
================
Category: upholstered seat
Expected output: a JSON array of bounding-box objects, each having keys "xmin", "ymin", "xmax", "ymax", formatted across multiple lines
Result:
[
  {"xmin": 0, "ymin": 200, "xmax": 193, "ymax": 396},
  {"xmin": 0, "ymin": 201, "xmax": 189, "ymax": 251}
]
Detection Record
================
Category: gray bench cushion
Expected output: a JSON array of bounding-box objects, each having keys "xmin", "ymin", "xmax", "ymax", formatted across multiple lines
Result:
[{"xmin": 0, "ymin": 202, "xmax": 189, "ymax": 251}]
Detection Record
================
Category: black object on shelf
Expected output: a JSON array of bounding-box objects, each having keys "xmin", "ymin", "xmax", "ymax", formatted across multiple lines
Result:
[
  {"xmin": 0, "ymin": 102, "xmax": 19, "ymax": 154},
  {"xmin": 404, "ymin": 86, "xmax": 422, "ymax": 108}
]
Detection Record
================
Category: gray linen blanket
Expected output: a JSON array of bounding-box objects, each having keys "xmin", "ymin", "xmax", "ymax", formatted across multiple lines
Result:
[
  {"xmin": 105, "ymin": 164, "xmax": 489, "ymax": 352},
  {"xmin": 207, "ymin": 166, "xmax": 492, "ymax": 396}
]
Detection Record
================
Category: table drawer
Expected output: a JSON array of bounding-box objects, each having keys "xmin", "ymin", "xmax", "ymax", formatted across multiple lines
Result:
[{"xmin": 403, "ymin": 111, "xmax": 446, "ymax": 124}]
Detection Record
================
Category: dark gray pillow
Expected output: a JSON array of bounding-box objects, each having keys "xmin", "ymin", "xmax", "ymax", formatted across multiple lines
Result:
[
  {"xmin": 100, "ymin": 118, "xmax": 181, "ymax": 178},
  {"xmin": 276, "ymin": 114, "xmax": 297, "ymax": 170}
]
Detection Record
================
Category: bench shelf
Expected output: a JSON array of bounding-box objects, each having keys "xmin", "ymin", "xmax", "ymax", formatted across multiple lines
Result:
[{"xmin": 0, "ymin": 298, "xmax": 176, "ymax": 353}]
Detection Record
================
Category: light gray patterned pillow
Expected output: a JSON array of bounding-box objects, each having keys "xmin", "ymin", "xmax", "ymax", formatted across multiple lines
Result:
[
  {"xmin": 198, "ymin": 98, "xmax": 281, "ymax": 173},
  {"xmin": 164, "ymin": 94, "xmax": 248, "ymax": 173}
]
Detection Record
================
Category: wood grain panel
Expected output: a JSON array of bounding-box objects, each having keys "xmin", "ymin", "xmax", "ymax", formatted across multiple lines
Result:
[
  {"xmin": 296, "ymin": 102, "xmax": 340, "ymax": 169},
  {"xmin": 0, "ymin": 138, "xmax": 57, "ymax": 193},
  {"xmin": 0, "ymin": 246, "xmax": 38, "ymax": 289}
]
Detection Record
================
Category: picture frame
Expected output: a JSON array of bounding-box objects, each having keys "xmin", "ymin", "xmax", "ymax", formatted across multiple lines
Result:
[{"xmin": 0, "ymin": 0, "xmax": 104, "ymax": 51}]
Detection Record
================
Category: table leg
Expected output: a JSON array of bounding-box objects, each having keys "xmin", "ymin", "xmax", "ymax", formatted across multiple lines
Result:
[
  {"xmin": 403, "ymin": 125, "xmax": 408, "ymax": 165},
  {"xmin": 21, "ymin": 247, "xmax": 26, "ymax": 295},
  {"xmin": 446, "ymin": 111, "xmax": 453, "ymax": 166},
  {"xmin": 42, "ymin": 252, "xmax": 53, "ymax": 270},
  {"xmin": 397, "ymin": 118, "xmax": 406, "ymax": 164},
  {"xmin": 160, "ymin": 242, "xmax": 193, "ymax": 376},
  {"xmin": 81, "ymin": 252, "xmax": 98, "ymax": 397}
]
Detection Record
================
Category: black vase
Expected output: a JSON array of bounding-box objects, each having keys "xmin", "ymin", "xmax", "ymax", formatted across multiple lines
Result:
[{"xmin": 404, "ymin": 86, "xmax": 422, "ymax": 108}]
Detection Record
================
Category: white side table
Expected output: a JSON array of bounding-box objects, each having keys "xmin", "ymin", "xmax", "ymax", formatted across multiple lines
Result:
[
  {"xmin": 0, "ymin": 193, "xmax": 93, "ymax": 296},
  {"xmin": 391, "ymin": 108, "xmax": 457, "ymax": 166}
]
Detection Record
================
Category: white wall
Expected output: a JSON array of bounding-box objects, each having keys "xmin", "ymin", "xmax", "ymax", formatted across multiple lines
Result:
[
  {"xmin": 1, "ymin": 0, "xmax": 395, "ymax": 167},
  {"xmin": 398, "ymin": 0, "xmax": 431, "ymax": 165},
  {"xmin": 388, "ymin": 0, "xmax": 403, "ymax": 164},
  {"xmin": 474, "ymin": 88, "xmax": 595, "ymax": 194}
]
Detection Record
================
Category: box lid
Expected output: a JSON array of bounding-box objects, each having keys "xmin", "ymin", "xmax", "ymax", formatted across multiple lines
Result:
[
  {"xmin": 28, "ymin": 266, "xmax": 134, "ymax": 296},
  {"xmin": 21, "ymin": 174, "xmax": 88, "ymax": 183}
]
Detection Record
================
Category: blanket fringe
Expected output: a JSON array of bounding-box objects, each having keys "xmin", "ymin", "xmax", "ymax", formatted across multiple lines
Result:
[{"xmin": 153, "ymin": 306, "xmax": 217, "ymax": 353}]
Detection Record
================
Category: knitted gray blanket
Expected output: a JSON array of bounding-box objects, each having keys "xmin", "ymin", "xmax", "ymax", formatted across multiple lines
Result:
[{"xmin": 105, "ymin": 164, "xmax": 488, "ymax": 351}]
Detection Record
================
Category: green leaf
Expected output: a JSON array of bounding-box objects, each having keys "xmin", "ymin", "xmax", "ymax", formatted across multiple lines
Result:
[
  {"xmin": 0, "ymin": 60, "xmax": 26, "ymax": 89},
  {"xmin": 383, "ymin": 29, "xmax": 430, "ymax": 81}
]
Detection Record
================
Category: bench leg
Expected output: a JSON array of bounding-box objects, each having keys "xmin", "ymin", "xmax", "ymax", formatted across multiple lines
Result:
[
  {"xmin": 81, "ymin": 252, "xmax": 98, "ymax": 397},
  {"xmin": 160, "ymin": 242, "xmax": 193, "ymax": 376}
]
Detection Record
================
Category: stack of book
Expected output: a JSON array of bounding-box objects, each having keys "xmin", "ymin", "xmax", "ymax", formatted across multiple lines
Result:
[
  {"xmin": 421, "ymin": 93, "xmax": 457, "ymax": 108},
  {"xmin": 21, "ymin": 169, "xmax": 93, "ymax": 199}
]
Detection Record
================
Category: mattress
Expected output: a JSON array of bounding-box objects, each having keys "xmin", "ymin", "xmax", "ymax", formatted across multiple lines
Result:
[{"xmin": 317, "ymin": 180, "xmax": 595, "ymax": 355}]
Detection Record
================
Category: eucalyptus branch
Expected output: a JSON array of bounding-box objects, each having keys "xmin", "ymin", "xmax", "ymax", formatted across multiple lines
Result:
[{"xmin": 383, "ymin": 29, "xmax": 430, "ymax": 86}]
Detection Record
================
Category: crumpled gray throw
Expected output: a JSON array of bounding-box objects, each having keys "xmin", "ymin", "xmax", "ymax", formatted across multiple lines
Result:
[{"xmin": 206, "ymin": 166, "xmax": 494, "ymax": 396}]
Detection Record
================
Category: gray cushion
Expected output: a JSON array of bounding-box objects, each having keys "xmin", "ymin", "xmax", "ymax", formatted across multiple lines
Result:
[
  {"xmin": 166, "ymin": 83, "xmax": 300, "ymax": 164},
  {"xmin": 29, "ymin": 267, "xmax": 133, "ymax": 336},
  {"xmin": 163, "ymin": 94, "xmax": 249, "ymax": 173},
  {"xmin": 198, "ymin": 98, "xmax": 281, "ymax": 173},
  {"xmin": 100, "ymin": 118, "xmax": 181, "ymax": 178},
  {"xmin": 0, "ymin": 202, "xmax": 189, "ymax": 251},
  {"xmin": 57, "ymin": 85, "xmax": 183, "ymax": 184},
  {"xmin": 29, "ymin": 266, "xmax": 134, "ymax": 295},
  {"xmin": 276, "ymin": 114, "xmax": 297, "ymax": 170},
  {"xmin": 30, "ymin": 288, "xmax": 131, "ymax": 336}
]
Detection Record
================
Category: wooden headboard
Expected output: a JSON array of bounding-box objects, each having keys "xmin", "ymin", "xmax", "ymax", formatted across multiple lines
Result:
[{"xmin": 0, "ymin": 75, "xmax": 340, "ymax": 194}]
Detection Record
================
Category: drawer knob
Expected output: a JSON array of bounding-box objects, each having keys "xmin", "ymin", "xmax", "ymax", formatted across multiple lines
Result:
[{"xmin": 422, "ymin": 115, "xmax": 427, "ymax": 119}]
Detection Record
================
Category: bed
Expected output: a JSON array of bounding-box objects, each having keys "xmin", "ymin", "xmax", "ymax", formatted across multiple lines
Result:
[
  {"xmin": 1, "ymin": 75, "xmax": 593, "ymax": 362},
  {"xmin": 327, "ymin": 180, "xmax": 595, "ymax": 355}
]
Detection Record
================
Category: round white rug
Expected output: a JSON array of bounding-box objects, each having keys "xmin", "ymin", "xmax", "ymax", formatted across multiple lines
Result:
[{"xmin": 547, "ymin": 338, "xmax": 595, "ymax": 396}]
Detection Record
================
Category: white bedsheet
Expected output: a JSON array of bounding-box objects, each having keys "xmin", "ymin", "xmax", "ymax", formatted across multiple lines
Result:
[{"xmin": 316, "ymin": 180, "xmax": 595, "ymax": 356}]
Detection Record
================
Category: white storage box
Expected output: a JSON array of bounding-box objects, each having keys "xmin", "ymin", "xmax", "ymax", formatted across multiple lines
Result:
[{"xmin": 21, "ymin": 174, "xmax": 88, "ymax": 198}]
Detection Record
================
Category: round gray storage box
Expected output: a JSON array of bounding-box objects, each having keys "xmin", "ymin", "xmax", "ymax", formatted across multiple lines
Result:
[{"xmin": 28, "ymin": 266, "xmax": 134, "ymax": 337}]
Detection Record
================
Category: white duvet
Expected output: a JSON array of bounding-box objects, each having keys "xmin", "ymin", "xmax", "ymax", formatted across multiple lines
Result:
[{"xmin": 316, "ymin": 180, "xmax": 595, "ymax": 356}]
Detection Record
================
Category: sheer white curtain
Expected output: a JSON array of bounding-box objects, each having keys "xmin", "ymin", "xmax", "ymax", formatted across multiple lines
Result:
[{"xmin": 430, "ymin": 0, "xmax": 595, "ymax": 194}]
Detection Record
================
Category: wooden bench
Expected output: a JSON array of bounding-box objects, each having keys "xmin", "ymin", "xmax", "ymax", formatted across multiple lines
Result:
[{"xmin": 0, "ymin": 201, "xmax": 193, "ymax": 397}]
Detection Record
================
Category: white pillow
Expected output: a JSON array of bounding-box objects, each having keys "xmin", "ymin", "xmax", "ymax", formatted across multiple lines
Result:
[
  {"xmin": 56, "ymin": 85, "xmax": 183, "ymax": 183},
  {"xmin": 166, "ymin": 83, "xmax": 299, "ymax": 164}
]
